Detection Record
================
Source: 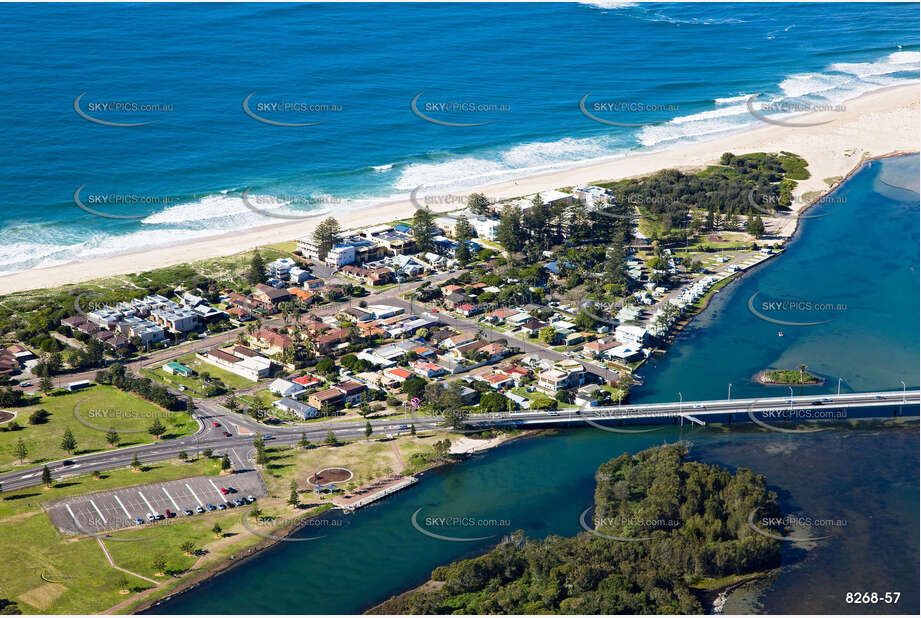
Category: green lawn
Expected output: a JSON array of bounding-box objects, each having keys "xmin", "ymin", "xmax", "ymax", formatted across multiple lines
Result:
[
  {"xmin": 175, "ymin": 353, "xmax": 258, "ymax": 390},
  {"xmin": 0, "ymin": 385, "xmax": 196, "ymax": 472},
  {"xmin": 0, "ymin": 457, "xmax": 221, "ymax": 614},
  {"xmin": 141, "ymin": 366, "xmax": 225, "ymax": 398}
]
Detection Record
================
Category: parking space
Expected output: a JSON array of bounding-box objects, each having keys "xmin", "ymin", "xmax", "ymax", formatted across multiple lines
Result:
[{"xmin": 44, "ymin": 471, "xmax": 266, "ymax": 535}]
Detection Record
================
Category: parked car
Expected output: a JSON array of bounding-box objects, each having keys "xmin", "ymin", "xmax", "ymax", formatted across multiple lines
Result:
[
  {"xmin": 195, "ymin": 505, "xmax": 205, "ymax": 513},
  {"xmin": 220, "ymin": 487, "xmax": 229, "ymax": 495},
  {"xmin": 20, "ymin": 381, "xmax": 31, "ymax": 387},
  {"xmin": 145, "ymin": 513, "xmax": 155, "ymax": 522},
  {"xmin": 223, "ymin": 431, "xmax": 232, "ymax": 437},
  {"xmin": 246, "ymin": 495, "xmax": 256, "ymax": 503},
  {"xmin": 135, "ymin": 517, "xmax": 144, "ymax": 526},
  {"xmin": 183, "ymin": 508, "xmax": 194, "ymax": 516},
  {"xmin": 164, "ymin": 509, "xmax": 175, "ymax": 518},
  {"xmin": 206, "ymin": 503, "xmax": 215, "ymax": 511},
  {"xmin": 233, "ymin": 498, "xmax": 244, "ymax": 507},
  {"xmin": 217, "ymin": 503, "xmax": 226, "ymax": 510},
  {"xmin": 155, "ymin": 512, "xmax": 164, "ymax": 520}
]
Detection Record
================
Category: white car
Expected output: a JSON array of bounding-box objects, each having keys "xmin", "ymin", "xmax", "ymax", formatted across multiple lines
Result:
[{"xmin": 145, "ymin": 512, "xmax": 155, "ymax": 522}]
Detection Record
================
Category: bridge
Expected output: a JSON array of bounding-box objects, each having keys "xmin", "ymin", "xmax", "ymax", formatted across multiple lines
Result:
[{"xmin": 0, "ymin": 390, "xmax": 916, "ymax": 492}]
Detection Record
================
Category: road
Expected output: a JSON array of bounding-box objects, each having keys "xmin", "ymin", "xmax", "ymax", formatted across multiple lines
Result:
[{"xmin": 1, "ymin": 389, "xmax": 915, "ymax": 492}]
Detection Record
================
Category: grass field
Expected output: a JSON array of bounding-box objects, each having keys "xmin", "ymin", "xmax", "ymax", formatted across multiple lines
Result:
[
  {"xmin": 175, "ymin": 353, "xmax": 258, "ymax": 390},
  {"xmin": 0, "ymin": 385, "xmax": 196, "ymax": 472},
  {"xmin": 0, "ymin": 457, "xmax": 221, "ymax": 614}
]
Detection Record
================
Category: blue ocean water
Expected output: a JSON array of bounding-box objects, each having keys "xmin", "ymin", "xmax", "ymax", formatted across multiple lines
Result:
[{"xmin": 0, "ymin": 2, "xmax": 918, "ymax": 273}]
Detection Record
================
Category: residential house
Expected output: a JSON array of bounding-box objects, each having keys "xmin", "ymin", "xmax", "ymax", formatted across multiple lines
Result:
[
  {"xmin": 163, "ymin": 361, "xmax": 195, "ymax": 377},
  {"xmin": 273, "ymin": 397, "xmax": 319, "ymax": 419},
  {"xmin": 383, "ymin": 366, "xmax": 412, "ymax": 384},
  {"xmin": 268, "ymin": 378, "xmax": 306, "ymax": 399},
  {"xmin": 336, "ymin": 380, "xmax": 367, "ymax": 405},
  {"xmin": 536, "ymin": 360, "xmax": 586, "ymax": 395},
  {"xmin": 519, "ymin": 319, "xmax": 547, "ymax": 337},
  {"xmin": 442, "ymin": 331, "xmax": 477, "ymax": 349},
  {"xmin": 292, "ymin": 374, "xmax": 323, "ymax": 389},
  {"xmin": 615, "ymin": 324, "xmax": 648, "ymax": 347},
  {"xmin": 254, "ymin": 328, "xmax": 294, "ymax": 354},
  {"xmin": 410, "ymin": 360, "xmax": 446, "ymax": 378},
  {"xmin": 315, "ymin": 328, "xmax": 351, "ymax": 354},
  {"xmin": 308, "ymin": 388, "xmax": 345, "ymax": 411}
]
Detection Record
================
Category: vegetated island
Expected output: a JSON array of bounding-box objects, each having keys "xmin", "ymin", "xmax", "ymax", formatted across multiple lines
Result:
[
  {"xmin": 368, "ymin": 443, "xmax": 782, "ymax": 614},
  {"xmin": 758, "ymin": 366, "xmax": 824, "ymax": 386}
]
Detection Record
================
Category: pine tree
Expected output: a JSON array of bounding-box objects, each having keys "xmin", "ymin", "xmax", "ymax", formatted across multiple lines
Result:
[
  {"xmin": 325, "ymin": 427, "xmax": 338, "ymax": 446},
  {"xmin": 42, "ymin": 465, "xmax": 52, "ymax": 487},
  {"xmin": 220, "ymin": 453, "xmax": 231, "ymax": 470},
  {"xmin": 105, "ymin": 430, "xmax": 120, "ymax": 446},
  {"xmin": 148, "ymin": 418, "xmax": 166, "ymax": 438},
  {"xmin": 312, "ymin": 217, "xmax": 341, "ymax": 262},
  {"xmin": 412, "ymin": 208, "xmax": 438, "ymax": 254},
  {"xmin": 298, "ymin": 432, "xmax": 310, "ymax": 449},
  {"xmin": 364, "ymin": 421, "xmax": 373, "ymax": 438},
  {"xmin": 248, "ymin": 250, "xmax": 266, "ymax": 285},
  {"xmin": 131, "ymin": 453, "xmax": 141, "ymax": 470},
  {"xmin": 60, "ymin": 427, "xmax": 77, "ymax": 454},
  {"xmin": 14, "ymin": 437, "xmax": 27, "ymax": 464}
]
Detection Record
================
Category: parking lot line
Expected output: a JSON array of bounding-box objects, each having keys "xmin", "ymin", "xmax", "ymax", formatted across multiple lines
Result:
[
  {"xmin": 89, "ymin": 499, "xmax": 107, "ymax": 524},
  {"xmin": 64, "ymin": 504, "xmax": 81, "ymax": 530},
  {"xmin": 186, "ymin": 483, "xmax": 203, "ymax": 506},
  {"xmin": 137, "ymin": 491, "xmax": 156, "ymax": 515},
  {"xmin": 113, "ymin": 495, "xmax": 132, "ymax": 519},
  {"xmin": 163, "ymin": 487, "xmax": 181, "ymax": 512},
  {"xmin": 208, "ymin": 479, "xmax": 225, "ymax": 504}
]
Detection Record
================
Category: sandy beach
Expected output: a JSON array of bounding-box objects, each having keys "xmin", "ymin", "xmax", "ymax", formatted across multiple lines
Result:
[{"xmin": 1, "ymin": 83, "xmax": 917, "ymax": 296}]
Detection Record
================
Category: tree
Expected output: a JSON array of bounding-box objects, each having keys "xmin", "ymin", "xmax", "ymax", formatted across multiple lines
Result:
[
  {"xmin": 105, "ymin": 430, "xmax": 120, "ymax": 447},
  {"xmin": 131, "ymin": 453, "xmax": 142, "ymax": 469},
  {"xmin": 746, "ymin": 214, "xmax": 766, "ymax": 238},
  {"xmin": 298, "ymin": 432, "xmax": 310, "ymax": 449},
  {"xmin": 14, "ymin": 438, "xmax": 27, "ymax": 464},
  {"xmin": 255, "ymin": 447, "xmax": 267, "ymax": 465},
  {"xmin": 220, "ymin": 453, "xmax": 231, "ymax": 471},
  {"xmin": 152, "ymin": 555, "xmax": 167, "ymax": 575},
  {"xmin": 116, "ymin": 573, "xmax": 129, "ymax": 593},
  {"xmin": 288, "ymin": 480, "xmax": 299, "ymax": 507},
  {"xmin": 364, "ymin": 421, "xmax": 373, "ymax": 438},
  {"xmin": 28, "ymin": 409, "xmax": 49, "ymax": 425},
  {"xmin": 538, "ymin": 326, "xmax": 557, "ymax": 345},
  {"xmin": 412, "ymin": 208, "xmax": 438, "ymax": 254},
  {"xmin": 60, "ymin": 427, "xmax": 77, "ymax": 455},
  {"xmin": 454, "ymin": 240, "xmax": 471, "ymax": 266},
  {"xmin": 574, "ymin": 310, "xmax": 597, "ymax": 331},
  {"xmin": 178, "ymin": 450, "xmax": 188, "ymax": 461},
  {"xmin": 202, "ymin": 448, "xmax": 213, "ymax": 459},
  {"xmin": 467, "ymin": 192, "xmax": 491, "ymax": 216},
  {"xmin": 312, "ymin": 217, "xmax": 341, "ymax": 262},
  {"xmin": 41, "ymin": 465, "xmax": 52, "ymax": 487},
  {"xmin": 148, "ymin": 418, "xmax": 166, "ymax": 439},
  {"xmin": 442, "ymin": 408, "xmax": 469, "ymax": 430},
  {"xmin": 455, "ymin": 215, "xmax": 475, "ymax": 241},
  {"xmin": 432, "ymin": 439, "xmax": 451, "ymax": 459},
  {"xmin": 225, "ymin": 393, "xmax": 239, "ymax": 413},
  {"xmin": 180, "ymin": 541, "xmax": 196, "ymax": 556},
  {"xmin": 248, "ymin": 250, "xmax": 266, "ymax": 285},
  {"xmin": 497, "ymin": 204, "xmax": 524, "ymax": 253},
  {"xmin": 39, "ymin": 375, "xmax": 53, "ymax": 394},
  {"xmin": 211, "ymin": 523, "xmax": 223, "ymax": 538},
  {"xmin": 410, "ymin": 423, "xmax": 416, "ymax": 436},
  {"xmin": 325, "ymin": 427, "xmax": 339, "ymax": 446}
]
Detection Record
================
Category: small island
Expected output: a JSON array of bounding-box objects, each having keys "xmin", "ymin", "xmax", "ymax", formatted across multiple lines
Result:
[
  {"xmin": 368, "ymin": 443, "xmax": 782, "ymax": 614},
  {"xmin": 758, "ymin": 365, "xmax": 824, "ymax": 386}
]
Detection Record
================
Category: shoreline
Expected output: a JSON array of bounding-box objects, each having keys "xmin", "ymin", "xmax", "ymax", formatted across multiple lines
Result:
[
  {"xmin": 130, "ymin": 429, "xmax": 534, "ymax": 615},
  {"xmin": 1, "ymin": 83, "xmax": 918, "ymax": 296}
]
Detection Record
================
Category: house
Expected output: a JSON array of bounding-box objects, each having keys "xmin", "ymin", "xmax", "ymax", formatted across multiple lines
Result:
[
  {"xmin": 456, "ymin": 303, "xmax": 482, "ymax": 317},
  {"xmin": 5, "ymin": 345, "xmax": 34, "ymax": 361},
  {"xmin": 583, "ymin": 338, "xmax": 618, "ymax": 358},
  {"xmin": 443, "ymin": 292, "xmax": 468, "ymax": 309},
  {"xmin": 336, "ymin": 380, "xmax": 367, "ymax": 405},
  {"xmin": 254, "ymin": 328, "xmax": 294, "ymax": 354},
  {"xmin": 495, "ymin": 364, "xmax": 531, "ymax": 386},
  {"xmin": 519, "ymin": 319, "xmax": 547, "ymax": 337},
  {"xmin": 252, "ymin": 284, "xmax": 291, "ymax": 308},
  {"xmin": 505, "ymin": 392, "xmax": 530, "ymax": 410},
  {"xmin": 536, "ymin": 360, "xmax": 585, "ymax": 395},
  {"xmin": 483, "ymin": 307, "xmax": 520, "ymax": 324},
  {"xmin": 268, "ymin": 378, "xmax": 306, "ymax": 399},
  {"xmin": 292, "ymin": 374, "xmax": 323, "ymax": 389},
  {"xmin": 163, "ymin": 361, "xmax": 195, "ymax": 377},
  {"xmin": 481, "ymin": 373, "xmax": 515, "ymax": 390},
  {"xmin": 479, "ymin": 342, "xmax": 508, "ymax": 361},
  {"xmin": 227, "ymin": 292, "xmax": 265, "ymax": 314},
  {"xmin": 287, "ymin": 287, "xmax": 316, "ymax": 303},
  {"xmin": 273, "ymin": 397, "xmax": 319, "ymax": 419},
  {"xmin": 564, "ymin": 332, "xmax": 585, "ymax": 346},
  {"xmin": 308, "ymin": 388, "xmax": 345, "ymax": 411},
  {"xmin": 442, "ymin": 284, "xmax": 464, "ymax": 295},
  {"xmin": 442, "ymin": 331, "xmax": 477, "ymax": 349},
  {"xmin": 315, "ymin": 328, "xmax": 351, "ymax": 354},
  {"xmin": 604, "ymin": 345, "xmax": 644, "ymax": 362},
  {"xmin": 574, "ymin": 384, "xmax": 602, "ymax": 407},
  {"xmin": 0, "ymin": 349, "xmax": 19, "ymax": 376},
  {"xmin": 615, "ymin": 324, "xmax": 648, "ymax": 347},
  {"xmin": 383, "ymin": 367, "xmax": 412, "ymax": 384},
  {"xmin": 199, "ymin": 348, "xmax": 273, "ymax": 381},
  {"xmin": 410, "ymin": 360, "xmax": 447, "ymax": 378}
]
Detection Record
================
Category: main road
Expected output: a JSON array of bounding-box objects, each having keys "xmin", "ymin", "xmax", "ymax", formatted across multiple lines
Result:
[{"xmin": 1, "ymin": 389, "xmax": 915, "ymax": 492}]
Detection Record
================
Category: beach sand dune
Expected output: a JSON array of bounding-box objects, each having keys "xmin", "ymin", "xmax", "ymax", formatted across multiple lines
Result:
[{"xmin": 0, "ymin": 84, "xmax": 917, "ymax": 296}]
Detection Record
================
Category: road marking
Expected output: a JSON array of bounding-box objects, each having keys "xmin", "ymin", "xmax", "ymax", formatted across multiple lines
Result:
[
  {"xmin": 89, "ymin": 499, "xmax": 107, "ymax": 524},
  {"xmin": 114, "ymin": 495, "xmax": 132, "ymax": 519},
  {"xmin": 208, "ymin": 478, "xmax": 226, "ymax": 504},
  {"xmin": 162, "ymin": 487, "xmax": 181, "ymax": 512},
  {"xmin": 137, "ymin": 490, "xmax": 157, "ymax": 515},
  {"xmin": 185, "ymin": 483, "xmax": 203, "ymax": 506},
  {"xmin": 231, "ymin": 448, "xmax": 246, "ymax": 470}
]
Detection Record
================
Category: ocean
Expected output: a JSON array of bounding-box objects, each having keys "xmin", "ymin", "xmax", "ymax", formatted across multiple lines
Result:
[{"xmin": 0, "ymin": 1, "xmax": 918, "ymax": 273}]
